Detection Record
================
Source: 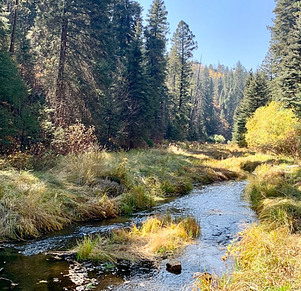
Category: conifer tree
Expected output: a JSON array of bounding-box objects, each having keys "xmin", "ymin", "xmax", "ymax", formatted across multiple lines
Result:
[
  {"xmin": 278, "ymin": 11, "xmax": 301, "ymax": 113},
  {"xmin": 188, "ymin": 62, "xmax": 206, "ymax": 140},
  {"xmin": 232, "ymin": 71, "xmax": 270, "ymax": 146},
  {"xmin": 218, "ymin": 62, "xmax": 247, "ymax": 139},
  {"xmin": 0, "ymin": 2, "xmax": 9, "ymax": 49},
  {"xmin": 268, "ymin": 0, "xmax": 301, "ymax": 108},
  {"xmin": 123, "ymin": 19, "xmax": 151, "ymax": 148},
  {"xmin": 0, "ymin": 51, "xmax": 39, "ymax": 152},
  {"xmin": 144, "ymin": 0, "xmax": 169, "ymax": 141},
  {"xmin": 31, "ymin": 0, "xmax": 107, "ymax": 126},
  {"xmin": 167, "ymin": 20, "xmax": 197, "ymax": 140},
  {"xmin": 200, "ymin": 67, "xmax": 215, "ymax": 136}
]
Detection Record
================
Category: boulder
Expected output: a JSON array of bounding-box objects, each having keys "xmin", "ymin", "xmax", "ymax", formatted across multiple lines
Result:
[{"xmin": 166, "ymin": 260, "xmax": 181, "ymax": 274}]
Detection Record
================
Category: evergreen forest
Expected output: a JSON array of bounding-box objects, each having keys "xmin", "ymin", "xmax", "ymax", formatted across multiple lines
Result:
[
  {"xmin": 0, "ymin": 0, "xmax": 251, "ymax": 152},
  {"xmin": 2, "ymin": 1, "xmax": 301, "ymax": 290}
]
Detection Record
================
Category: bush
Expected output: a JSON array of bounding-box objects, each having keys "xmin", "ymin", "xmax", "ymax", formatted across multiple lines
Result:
[
  {"xmin": 245, "ymin": 101, "xmax": 300, "ymax": 155},
  {"xmin": 42, "ymin": 121, "xmax": 98, "ymax": 155},
  {"xmin": 208, "ymin": 134, "xmax": 226, "ymax": 144}
]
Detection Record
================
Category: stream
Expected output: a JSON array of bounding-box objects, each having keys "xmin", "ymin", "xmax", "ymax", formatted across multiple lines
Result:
[{"xmin": 0, "ymin": 181, "xmax": 256, "ymax": 291}]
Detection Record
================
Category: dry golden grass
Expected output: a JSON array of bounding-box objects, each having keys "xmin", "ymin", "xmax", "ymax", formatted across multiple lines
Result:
[
  {"xmin": 246, "ymin": 163, "xmax": 301, "ymax": 231},
  {"xmin": 130, "ymin": 216, "xmax": 200, "ymax": 256},
  {"xmin": 0, "ymin": 168, "xmax": 118, "ymax": 241},
  {"xmin": 1, "ymin": 143, "xmax": 283, "ymax": 241},
  {"xmin": 76, "ymin": 216, "xmax": 200, "ymax": 263},
  {"xmin": 194, "ymin": 224, "xmax": 301, "ymax": 291},
  {"xmin": 224, "ymin": 225, "xmax": 301, "ymax": 291}
]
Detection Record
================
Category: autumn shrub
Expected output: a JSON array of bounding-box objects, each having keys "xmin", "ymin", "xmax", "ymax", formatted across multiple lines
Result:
[
  {"xmin": 29, "ymin": 143, "xmax": 59, "ymax": 170},
  {"xmin": 6, "ymin": 151, "xmax": 33, "ymax": 170},
  {"xmin": 245, "ymin": 101, "xmax": 300, "ymax": 155},
  {"xmin": 208, "ymin": 134, "xmax": 226, "ymax": 144},
  {"xmin": 42, "ymin": 121, "xmax": 98, "ymax": 155}
]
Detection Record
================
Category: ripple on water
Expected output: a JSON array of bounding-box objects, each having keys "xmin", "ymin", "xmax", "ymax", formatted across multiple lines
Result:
[
  {"xmin": 114, "ymin": 181, "xmax": 257, "ymax": 291},
  {"xmin": 1, "ymin": 181, "xmax": 256, "ymax": 291}
]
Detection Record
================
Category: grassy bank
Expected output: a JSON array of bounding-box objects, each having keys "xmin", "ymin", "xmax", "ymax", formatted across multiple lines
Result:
[
  {"xmin": 76, "ymin": 215, "xmax": 200, "ymax": 263},
  {"xmin": 195, "ymin": 155, "xmax": 301, "ymax": 290},
  {"xmin": 0, "ymin": 143, "xmax": 285, "ymax": 241}
]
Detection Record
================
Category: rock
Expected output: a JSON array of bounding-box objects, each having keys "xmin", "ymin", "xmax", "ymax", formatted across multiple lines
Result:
[
  {"xmin": 45, "ymin": 250, "xmax": 77, "ymax": 261},
  {"xmin": 166, "ymin": 260, "xmax": 181, "ymax": 274}
]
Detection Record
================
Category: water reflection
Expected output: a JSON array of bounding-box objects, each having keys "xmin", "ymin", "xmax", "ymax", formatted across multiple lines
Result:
[{"xmin": 0, "ymin": 181, "xmax": 256, "ymax": 290}]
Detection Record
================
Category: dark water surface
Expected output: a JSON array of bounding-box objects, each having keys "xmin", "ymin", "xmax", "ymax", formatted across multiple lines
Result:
[{"xmin": 0, "ymin": 181, "xmax": 256, "ymax": 291}]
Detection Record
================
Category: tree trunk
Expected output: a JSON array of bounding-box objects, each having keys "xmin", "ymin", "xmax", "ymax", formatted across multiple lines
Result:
[
  {"xmin": 9, "ymin": 0, "xmax": 19, "ymax": 54},
  {"xmin": 55, "ymin": 5, "xmax": 68, "ymax": 126}
]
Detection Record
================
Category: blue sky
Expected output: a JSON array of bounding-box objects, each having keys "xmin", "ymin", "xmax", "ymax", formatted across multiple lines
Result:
[{"xmin": 138, "ymin": 0, "xmax": 276, "ymax": 70}]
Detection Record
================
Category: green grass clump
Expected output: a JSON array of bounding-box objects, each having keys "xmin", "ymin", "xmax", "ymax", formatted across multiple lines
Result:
[
  {"xmin": 246, "ymin": 164, "xmax": 301, "ymax": 231},
  {"xmin": 77, "ymin": 235, "xmax": 116, "ymax": 262}
]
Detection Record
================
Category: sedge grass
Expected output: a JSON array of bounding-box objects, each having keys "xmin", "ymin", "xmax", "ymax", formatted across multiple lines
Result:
[
  {"xmin": 223, "ymin": 224, "xmax": 301, "ymax": 291},
  {"xmin": 76, "ymin": 215, "xmax": 200, "ymax": 263},
  {"xmin": 0, "ymin": 143, "xmax": 279, "ymax": 241}
]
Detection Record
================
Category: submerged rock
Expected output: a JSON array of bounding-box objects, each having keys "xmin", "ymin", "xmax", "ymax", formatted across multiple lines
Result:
[
  {"xmin": 166, "ymin": 260, "xmax": 182, "ymax": 274},
  {"xmin": 46, "ymin": 250, "xmax": 77, "ymax": 261}
]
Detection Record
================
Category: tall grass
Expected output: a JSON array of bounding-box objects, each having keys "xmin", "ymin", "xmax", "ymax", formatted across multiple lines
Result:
[
  {"xmin": 1, "ymin": 143, "xmax": 276, "ymax": 241},
  {"xmin": 0, "ymin": 168, "xmax": 118, "ymax": 240},
  {"xmin": 224, "ymin": 225, "xmax": 301, "ymax": 290},
  {"xmin": 246, "ymin": 163, "xmax": 301, "ymax": 231},
  {"xmin": 76, "ymin": 215, "xmax": 200, "ymax": 263}
]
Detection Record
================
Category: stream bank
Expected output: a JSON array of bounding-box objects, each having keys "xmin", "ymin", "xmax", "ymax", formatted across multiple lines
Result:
[{"xmin": 0, "ymin": 181, "xmax": 256, "ymax": 290}]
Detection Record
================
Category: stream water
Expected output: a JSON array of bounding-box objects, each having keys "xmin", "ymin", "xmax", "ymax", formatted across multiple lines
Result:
[{"xmin": 0, "ymin": 181, "xmax": 256, "ymax": 291}]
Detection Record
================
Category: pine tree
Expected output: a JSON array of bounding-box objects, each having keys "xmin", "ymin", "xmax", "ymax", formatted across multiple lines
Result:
[
  {"xmin": 0, "ymin": 2, "xmax": 9, "ymax": 49},
  {"xmin": 144, "ymin": 0, "xmax": 169, "ymax": 141},
  {"xmin": 268, "ymin": 0, "xmax": 301, "ymax": 107},
  {"xmin": 200, "ymin": 67, "xmax": 215, "ymax": 136},
  {"xmin": 217, "ymin": 62, "xmax": 247, "ymax": 139},
  {"xmin": 278, "ymin": 11, "xmax": 301, "ymax": 113},
  {"xmin": 232, "ymin": 71, "xmax": 270, "ymax": 146},
  {"xmin": 31, "ymin": 0, "xmax": 106, "ymax": 126},
  {"xmin": 0, "ymin": 51, "xmax": 40, "ymax": 152},
  {"xmin": 122, "ymin": 19, "xmax": 151, "ymax": 148},
  {"xmin": 188, "ymin": 62, "xmax": 206, "ymax": 140},
  {"xmin": 167, "ymin": 20, "xmax": 197, "ymax": 140}
]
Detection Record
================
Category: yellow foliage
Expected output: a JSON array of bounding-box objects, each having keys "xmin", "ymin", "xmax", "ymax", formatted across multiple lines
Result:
[
  {"xmin": 129, "ymin": 216, "xmax": 200, "ymax": 255},
  {"xmin": 209, "ymin": 69, "xmax": 223, "ymax": 79},
  {"xmin": 224, "ymin": 225, "xmax": 301, "ymax": 290},
  {"xmin": 76, "ymin": 216, "xmax": 200, "ymax": 263},
  {"xmin": 245, "ymin": 101, "xmax": 300, "ymax": 155}
]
